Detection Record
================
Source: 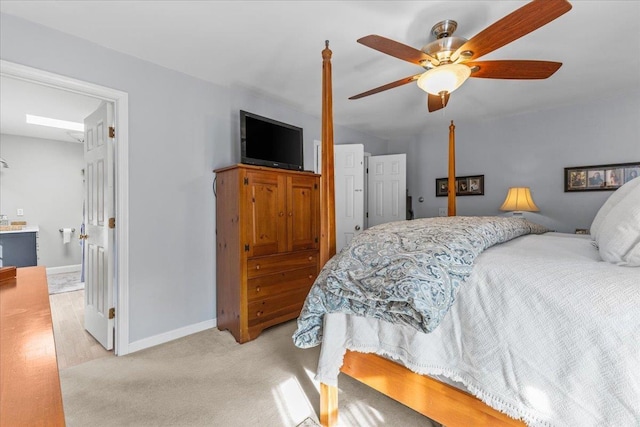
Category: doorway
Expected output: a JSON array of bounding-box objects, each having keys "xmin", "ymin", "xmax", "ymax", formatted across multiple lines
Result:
[
  {"xmin": 0, "ymin": 60, "xmax": 131, "ymax": 356},
  {"xmin": 366, "ymin": 153, "xmax": 407, "ymax": 228},
  {"xmin": 314, "ymin": 141, "xmax": 408, "ymax": 250},
  {"xmin": 334, "ymin": 144, "xmax": 364, "ymax": 253}
]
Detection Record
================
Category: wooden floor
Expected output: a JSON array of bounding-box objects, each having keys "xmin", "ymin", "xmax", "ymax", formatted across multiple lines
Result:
[{"xmin": 49, "ymin": 290, "xmax": 113, "ymax": 370}]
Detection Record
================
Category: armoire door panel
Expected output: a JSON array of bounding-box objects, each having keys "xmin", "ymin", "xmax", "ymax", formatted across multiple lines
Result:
[
  {"xmin": 245, "ymin": 171, "xmax": 287, "ymax": 257},
  {"xmin": 289, "ymin": 175, "xmax": 319, "ymax": 252}
]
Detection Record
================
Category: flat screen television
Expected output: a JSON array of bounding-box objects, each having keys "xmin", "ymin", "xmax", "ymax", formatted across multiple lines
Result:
[{"xmin": 240, "ymin": 110, "xmax": 304, "ymax": 171}]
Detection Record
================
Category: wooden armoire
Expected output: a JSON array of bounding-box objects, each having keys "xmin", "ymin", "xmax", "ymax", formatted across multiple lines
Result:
[{"xmin": 214, "ymin": 164, "xmax": 320, "ymax": 343}]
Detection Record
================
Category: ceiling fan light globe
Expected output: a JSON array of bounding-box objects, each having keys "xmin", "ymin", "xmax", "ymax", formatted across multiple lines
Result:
[{"xmin": 417, "ymin": 63, "xmax": 471, "ymax": 95}]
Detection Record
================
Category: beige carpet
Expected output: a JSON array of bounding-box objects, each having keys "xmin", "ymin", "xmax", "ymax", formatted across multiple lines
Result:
[{"xmin": 60, "ymin": 320, "xmax": 439, "ymax": 427}]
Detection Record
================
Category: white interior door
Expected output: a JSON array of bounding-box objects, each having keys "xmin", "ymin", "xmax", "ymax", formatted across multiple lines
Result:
[
  {"xmin": 367, "ymin": 154, "xmax": 406, "ymax": 228},
  {"xmin": 334, "ymin": 144, "xmax": 364, "ymax": 252},
  {"xmin": 84, "ymin": 101, "xmax": 115, "ymax": 350}
]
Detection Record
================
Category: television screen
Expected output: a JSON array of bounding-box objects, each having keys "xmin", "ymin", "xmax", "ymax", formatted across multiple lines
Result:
[{"xmin": 240, "ymin": 110, "xmax": 303, "ymax": 171}]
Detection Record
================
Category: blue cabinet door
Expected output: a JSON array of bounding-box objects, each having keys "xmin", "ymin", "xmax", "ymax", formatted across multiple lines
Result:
[{"xmin": 0, "ymin": 232, "xmax": 37, "ymax": 267}]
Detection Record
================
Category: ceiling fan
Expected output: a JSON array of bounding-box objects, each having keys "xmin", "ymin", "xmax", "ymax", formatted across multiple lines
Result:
[{"xmin": 350, "ymin": 0, "xmax": 572, "ymax": 112}]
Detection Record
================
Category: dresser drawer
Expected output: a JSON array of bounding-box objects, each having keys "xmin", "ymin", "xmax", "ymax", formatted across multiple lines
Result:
[
  {"xmin": 247, "ymin": 250, "xmax": 318, "ymax": 279},
  {"xmin": 247, "ymin": 266, "xmax": 316, "ymax": 302},
  {"xmin": 247, "ymin": 287, "xmax": 310, "ymax": 327}
]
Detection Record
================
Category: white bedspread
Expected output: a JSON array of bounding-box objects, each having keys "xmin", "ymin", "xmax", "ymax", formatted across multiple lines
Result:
[{"xmin": 316, "ymin": 233, "xmax": 640, "ymax": 427}]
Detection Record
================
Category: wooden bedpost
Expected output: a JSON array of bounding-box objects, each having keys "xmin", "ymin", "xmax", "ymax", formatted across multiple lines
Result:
[
  {"xmin": 320, "ymin": 383, "xmax": 338, "ymax": 426},
  {"xmin": 447, "ymin": 120, "xmax": 456, "ymax": 216},
  {"xmin": 319, "ymin": 40, "xmax": 339, "ymax": 427},
  {"xmin": 320, "ymin": 40, "xmax": 336, "ymax": 266}
]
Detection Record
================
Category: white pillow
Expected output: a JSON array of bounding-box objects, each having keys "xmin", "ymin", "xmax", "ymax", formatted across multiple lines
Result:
[
  {"xmin": 590, "ymin": 177, "xmax": 640, "ymax": 240},
  {"xmin": 597, "ymin": 181, "xmax": 640, "ymax": 266}
]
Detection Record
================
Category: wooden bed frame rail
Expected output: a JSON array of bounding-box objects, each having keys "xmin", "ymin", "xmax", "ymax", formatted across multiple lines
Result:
[
  {"xmin": 317, "ymin": 42, "xmax": 525, "ymax": 427},
  {"xmin": 322, "ymin": 351, "xmax": 524, "ymax": 426}
]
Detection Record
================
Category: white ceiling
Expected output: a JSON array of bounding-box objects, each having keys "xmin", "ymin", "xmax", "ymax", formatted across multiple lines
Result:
[
  {"xmin": 0, "ymin": 76, "xmax": 102, "ymax": 144},
  {"xmin": 1, "ymin": 1, "xmax": 639, "ymax": 142}
]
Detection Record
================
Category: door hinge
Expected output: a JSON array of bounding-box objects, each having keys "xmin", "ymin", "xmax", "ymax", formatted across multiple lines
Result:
[
  {"xmin": 243, "ymin": 177, "xmax": 249, "ymax": 185},
  {"xmin": 109, "ymin": 126, "xmax": 115, "ymax": 138},
  {"xmin": 108, "ymin": 307, "xmax": 115, "ymax": 319},
  {"xmin": 244, "ymin": 244, "xmax": 250, "ymax": 252},
  {"xmin": 108, "ymin": 217, "xmax": 116, "ymax": 229}
]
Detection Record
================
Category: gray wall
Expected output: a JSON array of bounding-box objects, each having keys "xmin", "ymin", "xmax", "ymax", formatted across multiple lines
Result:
[
  {"xmin": 1, "ymin": 13, "xmax": 225, "ymax": 343},
  {"xmin": 0, "ymin": 134, "xmax": 84, "ymax": 267},
  {"xmin": 0, "ymin": 12, "xmax": 387, "ymax": 346},
  {"xmin": 408, "ymin": 90, "xmax": 640, "ymax": 232},
  {"xmin": 4, "ymin": 9, "xmax": 635, "ymax": 348}
]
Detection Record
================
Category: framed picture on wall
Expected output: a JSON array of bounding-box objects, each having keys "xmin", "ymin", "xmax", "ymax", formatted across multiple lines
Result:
[
  {"xmin": 564, "ymin": 161, "xmax": 640, "ymax": 192},
  {"xmin": 436, "ymin": 175, "xmax": 484, "ymax": 197}
]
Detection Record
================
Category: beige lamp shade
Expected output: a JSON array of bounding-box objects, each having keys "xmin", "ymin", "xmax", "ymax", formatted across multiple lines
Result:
[{"xmin": 500, "ymin": 187, "xmax": 539, "ymax": 212}]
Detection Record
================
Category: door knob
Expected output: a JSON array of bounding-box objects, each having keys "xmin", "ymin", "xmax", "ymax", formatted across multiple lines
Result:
[
  {"xmin": 355, "ymin": 225, "xmax": 361, "ymax": 231},
  {"xmin": 79, "ymin": 234, "xmax": 89, "ymax": 240}
]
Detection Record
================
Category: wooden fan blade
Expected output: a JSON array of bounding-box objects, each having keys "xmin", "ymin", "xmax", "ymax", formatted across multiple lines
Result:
[
  {"xmin": 452, "ymin": 0, "xmax": 572, "ymax": 62},
  {"xmin": 468, "ymin": 60, "xmax": 562, "ymax": 79},
  {"xmin": 428, "ymin": 92, "xmax": 450, "ymax": 112},
  {"xmin": 349, "ymin": 73, "xmax": 422, "ymax": 100},
  {"xmin": 358, "ymin": 35, "xmax": 438, "ymax": 66}
]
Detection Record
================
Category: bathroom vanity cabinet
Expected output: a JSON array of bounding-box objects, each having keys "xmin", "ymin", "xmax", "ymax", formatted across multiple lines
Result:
[{"xmin": 0, "ymin": 227, "xmax": 39, "ymax": 267}]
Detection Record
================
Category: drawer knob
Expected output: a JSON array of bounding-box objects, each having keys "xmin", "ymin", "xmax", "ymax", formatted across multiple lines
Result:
[
  {"xmin": 256, "ymin": 264, "xmax": 260, "ymax": 270},
  {"xmin": 308, "ymin": 256, "xmax": 313, "ymax": 261},
  {"xmin": 256, "ymin": 311, "xmax": 263, "ymax": 317},
  {"xmin": 279, "ymin": 212, "xmax": 284, "ymax": 217},
  {"xmin": 256, "ymin": 286, "xmax": 261, "ymax": 293},
  {"xmin": 308, "ymin": 275, "xmax": 313, "ymax": 279}
]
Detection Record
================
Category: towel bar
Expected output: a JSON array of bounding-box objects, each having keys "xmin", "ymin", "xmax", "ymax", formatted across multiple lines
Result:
[{"xmin": 59, "ymin": 228, "xmax": 76, "ymax": 233}]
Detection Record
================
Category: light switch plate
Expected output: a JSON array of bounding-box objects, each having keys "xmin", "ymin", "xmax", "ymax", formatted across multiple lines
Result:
[
  {"xmin": 438, "ymin": 208, "xmax": 447, "ymax": 217},
  {"xmin": 17, "ymin": 208, "xmax": 24, "ymax": 216}
]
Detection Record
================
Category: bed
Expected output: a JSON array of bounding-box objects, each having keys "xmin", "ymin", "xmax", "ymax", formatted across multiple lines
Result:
[{"xmin": 292, "ymin": 42, "xmax": 640, "ymax": 426}]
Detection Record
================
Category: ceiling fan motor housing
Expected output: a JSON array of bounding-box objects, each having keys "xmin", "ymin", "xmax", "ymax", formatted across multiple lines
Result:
[
  {"xmin": 422, "ymin": 36, "xmax": 468, "ymax": 67},
  {"xmin": 421, "ymin": 20, "xmax": 468, "ymax": 68},
  {"xmin": 431, "ymin": 19, "xmax": 458, "ymax": 38}
]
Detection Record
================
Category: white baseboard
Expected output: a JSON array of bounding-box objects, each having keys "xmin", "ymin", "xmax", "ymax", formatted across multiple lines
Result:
[
  {"xmin": 46, "ymin": 264, "xmax": 82, "ymax": 275},
  {"xmin": 127, "ymin": 318, "xmax": 217, "ymax": 354}
]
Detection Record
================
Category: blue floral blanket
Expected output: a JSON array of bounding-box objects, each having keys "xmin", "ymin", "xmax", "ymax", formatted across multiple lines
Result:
[{"xmin": 293, "ymin": 216, "xmax": 548, "ymax": 348}]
